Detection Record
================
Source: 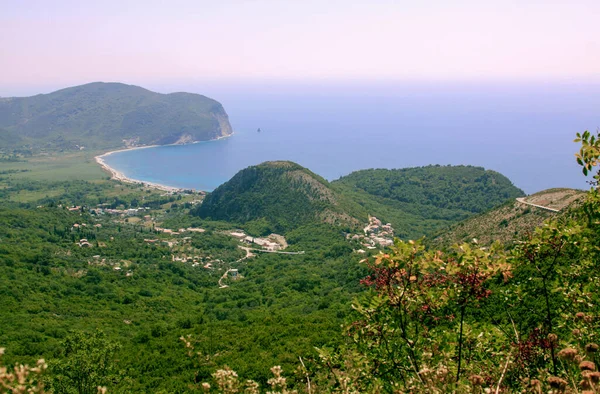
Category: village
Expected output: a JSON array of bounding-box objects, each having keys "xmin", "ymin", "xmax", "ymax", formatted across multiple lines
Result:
[
  {"xmin": 227, "ymin": 231, "xmax": 288, "ymax": 252},
  {"xmin": 68, "ymin": 200, "xmax": 300, "ymax": 289},
  {"xmin": 347, "ymin": 215, "xmax": 395, "ymax": 253},
  {"xmin": 72, "ymin": 200, "xmax": 385, "ymax": 280}
]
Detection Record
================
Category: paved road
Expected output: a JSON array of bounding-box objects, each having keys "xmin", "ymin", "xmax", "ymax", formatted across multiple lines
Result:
[
  {"xmin": 516, "ymin": 197, "xmax": 560, "ymax": 213},
  {"xmin": 246, "ymin": 248, "xmax": 305, "ymax": 255}
]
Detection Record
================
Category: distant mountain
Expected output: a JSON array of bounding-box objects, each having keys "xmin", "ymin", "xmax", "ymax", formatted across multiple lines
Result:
[
  {"xmin": 331, "ymin": 165, "xmax": 526, "ymax": 239},
  {"xmin": 0, "ymin": 82, "xmax": 233, "ymax": 151},
  {"xmin": 191, "ymin": 161, "xmax": 366, "ymax": 233},
  {"xmin": 429, "ymin": 188, "xmax": 584, "ymax": 248}
]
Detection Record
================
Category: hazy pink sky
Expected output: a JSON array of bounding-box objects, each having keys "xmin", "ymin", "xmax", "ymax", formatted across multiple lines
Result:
[{"xmin": 1, "ymin": 0, "xmax": 599, "ymax": 93}]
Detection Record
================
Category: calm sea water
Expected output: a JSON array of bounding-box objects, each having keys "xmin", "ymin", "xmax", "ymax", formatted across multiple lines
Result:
[{"xmin": 103, "ymin": 81, "xmax": 600, "ymax": 194}]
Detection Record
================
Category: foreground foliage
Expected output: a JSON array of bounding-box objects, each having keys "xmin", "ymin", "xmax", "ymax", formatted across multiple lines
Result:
[{"xmin": 0, "ymin": 348, "xmax": 46, "ymax": 393}]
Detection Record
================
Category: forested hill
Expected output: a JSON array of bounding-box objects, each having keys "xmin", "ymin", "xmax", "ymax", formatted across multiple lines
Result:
[
  {"xmin": 331, "ymin": 165, "xmax": 525, "ymax": 238},
  {"xmin": 193, "ymin": 162, "xmax": 525, "ymax": 239},
  {"xmin": 0, "ymin": 82, "xmax": 233, "ymax": 151},
  {"xmin": 192, "ymin": 161, "xmax": 366, "ymax": 233}
]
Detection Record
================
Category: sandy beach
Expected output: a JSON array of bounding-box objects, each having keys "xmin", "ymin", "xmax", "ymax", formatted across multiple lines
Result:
[
  {"xmin": 95, "ymin": 145, "xmax": 184, "ymax": 193},
  {"xmin": 94, "ymin": 134, "xmax": 234, "ymax": 193}
]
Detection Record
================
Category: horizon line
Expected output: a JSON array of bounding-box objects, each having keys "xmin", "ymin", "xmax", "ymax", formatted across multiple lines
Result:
[{"xmin": 3, "ymin": 76, "xmax": 600, "ymax": 97}]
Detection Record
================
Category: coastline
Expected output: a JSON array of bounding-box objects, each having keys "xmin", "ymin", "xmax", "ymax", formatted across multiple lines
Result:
[{"xmin": 94, "ymin": 133, "xmax": 234, "ymax": 193}]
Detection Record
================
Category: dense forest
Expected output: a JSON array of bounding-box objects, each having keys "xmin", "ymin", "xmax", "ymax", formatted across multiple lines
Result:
[
  {"xmin": 334, "ymin": 166, "xmax": 523, "ymax": 213},
  {"xmin": 0, "ymin": 191, "xmax": 366, "ymax": 391},
  {"xmin": 331, "ymin": 165, "xmax": 525, "ymax": 238}
]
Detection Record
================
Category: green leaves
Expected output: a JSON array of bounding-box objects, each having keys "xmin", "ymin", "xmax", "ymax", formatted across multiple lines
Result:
[
  {"xmin": 574, "ymin": 130, "xmax": 600, "ymax": 181},
  {"xmin": 48, "ymin": 330, "xmax": 123, "ymax": 394}
]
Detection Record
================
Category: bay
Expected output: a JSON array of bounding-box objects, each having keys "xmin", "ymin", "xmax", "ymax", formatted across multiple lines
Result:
[{"xmin": 102, "ymin": 81, "xmax": 600, "ymax": 194}]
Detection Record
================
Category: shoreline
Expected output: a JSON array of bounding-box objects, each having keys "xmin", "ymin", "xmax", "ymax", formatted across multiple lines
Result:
[{"xmin": 94, "ymin": 133, "xmax": 234, "ymax": 193}]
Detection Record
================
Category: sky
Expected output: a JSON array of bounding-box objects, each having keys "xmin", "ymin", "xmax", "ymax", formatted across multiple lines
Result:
[{"xmin": 1, "ymin": 0, "xmax": 599, "ymax": 95}]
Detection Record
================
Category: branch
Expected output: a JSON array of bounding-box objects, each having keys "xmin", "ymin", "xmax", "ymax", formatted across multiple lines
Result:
[
  {"xmin": 495, "ymin": 351, "xmax": 511, "ymax": 394},
  {"xmin": 299, "ymin": 356, "xmax": 311, "ymax": 394}
]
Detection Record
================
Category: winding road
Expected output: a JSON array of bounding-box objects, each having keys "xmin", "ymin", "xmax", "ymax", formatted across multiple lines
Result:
[
  {"xmin": 515, "ymin": 197, "xmax": 560, "ymax": 213},
  {"xmin": 218, "ymin": 269, "xmax": 233, "ymax": 288}
]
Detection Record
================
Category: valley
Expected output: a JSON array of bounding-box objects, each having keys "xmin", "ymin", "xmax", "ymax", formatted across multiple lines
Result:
[{"xmin": 0, "ymin": 148, "xmax": 557, "ymax": 391}]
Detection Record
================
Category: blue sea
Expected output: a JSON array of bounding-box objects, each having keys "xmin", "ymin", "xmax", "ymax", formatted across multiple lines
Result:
[{"xmin": 102, "ymin": 81, "xmax": 600, "ymax": 194}]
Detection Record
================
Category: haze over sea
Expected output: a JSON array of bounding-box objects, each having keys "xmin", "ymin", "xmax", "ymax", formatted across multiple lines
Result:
[{"xmin": 102, "ymin": 81, "xmax": 600, "ymax": 194}]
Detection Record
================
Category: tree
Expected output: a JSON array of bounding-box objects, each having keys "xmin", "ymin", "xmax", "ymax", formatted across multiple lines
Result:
[{"xmin": 48, "ymin": 331, "xmax": 122, "ymax": 394}]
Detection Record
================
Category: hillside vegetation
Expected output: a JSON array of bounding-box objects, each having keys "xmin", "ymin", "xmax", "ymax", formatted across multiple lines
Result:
[
  {"xmin": 431, "ymin": 188, "xmax": 585, "ymax": 248},
  {"xmin": 0, "ymin": 178, "xmax": 364, "ymax": 392},
  {"xmin": 0, "ymin": 82, "xmax": 233, "ymax": 152},
  {"xmin": 331, "ymin": 165, "xmax": 525, "ymax": 238},
  {"xmin": 192, "ymin": 161, "xmax": 367, "ymax": 234}
]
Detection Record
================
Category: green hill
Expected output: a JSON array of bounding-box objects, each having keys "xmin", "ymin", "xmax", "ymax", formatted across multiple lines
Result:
[
  {"xmin": 0, "ymin": 82, "xmax": 233, "ymax": 151},
  {"xmin": 331, "ymin": 165, "xmax": 525, "ymax": 238},
  {"xmin": 191, "ymin": 161, "xmax": 366, "ymax": 233},
  {"xmin": 193, "ymin": 162, "xmax": 525, "ymax": 239},
  {"xmin": 429, "ymin": 187, "xmax": 585, "ymax": 248}
]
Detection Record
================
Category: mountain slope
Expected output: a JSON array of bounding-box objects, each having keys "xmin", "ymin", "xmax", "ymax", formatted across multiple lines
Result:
[
  {"xmin": 0, "ymin": 82, "xmax": 233, "ymax": 151},
  {"xmin": 331, "ymin": 165, "xmax": 525, "ymax": 238},
  {"xmin": 429, "ymin": 188, "xmax": 585, "ymax": 248},
  {"xmin": 192, "ymin": 161, "xmax": 366, "ymax": 233}
]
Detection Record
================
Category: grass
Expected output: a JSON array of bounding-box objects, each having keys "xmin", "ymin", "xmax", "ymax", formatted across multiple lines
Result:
[
  {"xmin": 0, "ymin": 150, "xmax": 110, "ymax": 202},
  {"xmin": 9, "ymin": 188, "xmax": 65, "ymax": 203},
  {"xmin": 0, "ymin": 150, "xmax": 205, "ymax": 209},
  {"xmin": 0, "ymin": 151, "xmax": 106, "ymax": 182}
]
